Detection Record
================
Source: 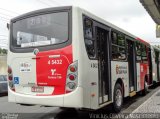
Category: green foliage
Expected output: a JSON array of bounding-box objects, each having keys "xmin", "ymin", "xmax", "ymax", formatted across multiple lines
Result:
[
  {"xmin": 0, "ymin": 48, "xmax": 7, "ymax": 54},
  {"xmin": 156, "ymin": 45, "xmax": 160, "ymax": 48}
]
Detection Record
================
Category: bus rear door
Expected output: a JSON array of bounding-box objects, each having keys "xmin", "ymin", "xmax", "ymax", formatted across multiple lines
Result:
[
  {"xmin": 126, "ymin": 39, "xmax": 137, "ymax": 96},
  {"xmin": 96, "ymin": 25, "xmax": 111, "ymax": 105}
]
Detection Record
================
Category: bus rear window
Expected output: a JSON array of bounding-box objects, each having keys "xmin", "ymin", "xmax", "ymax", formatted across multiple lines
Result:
[{"xmin": 12, "ymin": 12, "xmax": 68, "ymax": 48}]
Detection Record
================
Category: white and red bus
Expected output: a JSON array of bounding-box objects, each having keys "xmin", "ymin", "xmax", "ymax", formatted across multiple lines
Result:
[
  {"xmin": 7, "ymin": 6, "xmax": 159, "ymax": 112},
  {"xmin": 150, "ymin": 46, "xmax": 160, "ymax": 84}
]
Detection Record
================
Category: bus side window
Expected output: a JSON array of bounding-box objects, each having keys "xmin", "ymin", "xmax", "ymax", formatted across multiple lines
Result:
[
  {"xmin": 117, "ymin": 34, "xmax": 125, "ymax": 46},
  {"xmin": 141, "ymin": 44, "xmax": 147, "ymax": 62},
  {"xmin": 83, "ymin": 17, "xmax": 95, "ymax": 58},
  {"xmin": 155, "ymin": 50, "xmax": 159, "ymax": 63},
  {"xmin": 136, "ymin": 42, "xmax": 141, "ymax": 62},
  {"xmin": 84, "ymin": 18, "xmax": 93, "ymax": 39},
  {"xmin": 111, "ymin": 32, "xmax": 118, "ymax": 60},
  {"xmin": 111, "ymin": 32, "xmax": 126, "ymax": 60}
]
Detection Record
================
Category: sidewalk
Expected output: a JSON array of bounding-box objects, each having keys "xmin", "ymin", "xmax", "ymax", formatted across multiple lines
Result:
[
  {"xmin": 125, "ymin": 89, "xmax": 160, "ymax": 119},
  {"xmin": 132, "ymin": 89, "xmax": 160, "ymax": 113}
]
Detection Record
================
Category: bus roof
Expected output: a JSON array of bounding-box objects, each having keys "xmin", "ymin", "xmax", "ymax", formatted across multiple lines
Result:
[
  {"xmin": 136, "ymin": 38, "xmax": 150, "ymax": 46},
  {"xmin": 11, "ymin": 6, "xmax": 72, "ymax": 22},
  {"xmin": 11, "ymin": 6, "xmax": 151, "ymax": 47},
  {"xmin": 76, "ymin": 6, "xmax": 150, "ymax": 46}
]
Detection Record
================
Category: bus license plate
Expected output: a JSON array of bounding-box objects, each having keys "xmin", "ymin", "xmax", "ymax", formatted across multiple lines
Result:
[{"xmin": 31, "ymin": 86, "xmax": 44, "ymax": 93}]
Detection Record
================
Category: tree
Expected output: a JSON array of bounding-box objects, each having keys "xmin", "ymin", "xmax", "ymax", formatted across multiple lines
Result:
[
  {"xmin": 2, "ymin": 49, "xmax": 7, "ymax": 54},
  {"xmin": 0, "ymin": 48, "xmax": 2, "ymax": 54},
  {"xmin": 0, "ymin": 48, "xmax": 7, "ymax": 54},
  {"xmin": 154, "ymin": 45, "xmax": 160, "ymax": 48}
]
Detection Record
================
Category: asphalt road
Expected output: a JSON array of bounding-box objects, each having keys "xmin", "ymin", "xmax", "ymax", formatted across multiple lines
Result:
[{"xmin": 0, "ymin": 85, "xmax": 159, "ymax": 119}]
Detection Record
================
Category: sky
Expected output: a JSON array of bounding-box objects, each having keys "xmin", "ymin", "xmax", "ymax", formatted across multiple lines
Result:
[{"xmin": 0, "ymin": 0, "xmax": 159, "ymax": 49}]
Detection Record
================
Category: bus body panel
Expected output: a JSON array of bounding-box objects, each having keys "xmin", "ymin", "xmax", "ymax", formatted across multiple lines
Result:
[
  {"xmin": 111, "ymin": 61, "xmax": 129, "ymax": 98},
  {"xmin": 9, "ymin": 45, "xmax": 73, "ymax": 96},
  {"xmin": 151, "ymin": 47, "xmax": 158, "ymax": 82},
  {"xmin": 152, "ymin": 46, "xmax": 160, "ymax": 82},
  {"xmin": 137, "ymin": 62, "xmax": 148, "ymax": 92},
  {"xmin": 137, "ymin": 63, "xmax": 148, "ymax": 92},
  {"xmin": 89, "ymin": 60, "xmax": 99, "ymax": 109},
  {"xmin": 140, "ymin": 63, "xmax": 148, "ymax": 90},
  {"xmin": 75, "ymin": 8, "xmax": 110, "ymax": 109},
  {"xmin": 71, "ymin": 7, "xmax": 91, "ymax": 108},
  {"xmin": 136, "ymin": 63, "xmax": 141, "ymax": 91},
  {"xmin": 8, "ymin": 86, "xmax": 83, "ymax": 107},
  {"xmin": 8, "ymin": 53, "xmax": 37, "ymax": 95},
  {"xmin": 36, "ymin": 45, "xmax": 73, "ymax": 95},
  {"xmin": 63, "ymin": 87, "xmax": 83, "ymax": 108}
]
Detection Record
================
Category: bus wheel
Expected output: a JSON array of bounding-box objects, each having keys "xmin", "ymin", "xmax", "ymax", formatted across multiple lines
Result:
[
  {"xmin": 142, "ymin": 81, "xmax": 148, "ymax": 96},
  {"xmin": 113, "ymin": 83, "xmax": 123, "ymax": 113}
]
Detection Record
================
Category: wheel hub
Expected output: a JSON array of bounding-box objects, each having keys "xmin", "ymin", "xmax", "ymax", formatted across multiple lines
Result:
[{"xmin": 115, "ymin": 89, "xmax": 122, "ymax": 107}]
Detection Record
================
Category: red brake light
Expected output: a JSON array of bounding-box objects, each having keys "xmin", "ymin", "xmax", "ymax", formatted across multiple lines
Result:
[
  {"xmin": 8, "ymin": 67, "xmax": 12, "ymax": 74},
  {"xmin": 8, "ymin": 75, "xmax": 13, "ymax": 81},
  {"xmin": 70, "ymin": 66, "xmax": 76, "ymax": 72},
  {"xmin": 69, "ymin": 74, "xmax": 75, "ymax": 81},
  {"xmin": 66, "ymin": 61, "xmax": 78, "ymax": 93},
  {"xmin": 8, "ymin": 66, "xmax": 13, "ymax": 81}
]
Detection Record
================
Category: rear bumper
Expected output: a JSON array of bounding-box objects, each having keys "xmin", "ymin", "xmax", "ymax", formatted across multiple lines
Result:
[{"xmin": 8, "ymin": 87, "xmax": 83, "ymax": 108}]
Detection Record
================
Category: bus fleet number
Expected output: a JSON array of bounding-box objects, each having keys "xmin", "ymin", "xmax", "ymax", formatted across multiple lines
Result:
[{"xmin": 48, "ymin": 60, "xmax": 62, "ymax": 65}]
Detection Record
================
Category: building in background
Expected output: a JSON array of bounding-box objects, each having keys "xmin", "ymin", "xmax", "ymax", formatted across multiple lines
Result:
[
  {"xmin": 0, "ymin": 48, "xmax": 7, "ymax": 75},
  {"xmin": 0, "ymin": 55, "xmax": 7, "ymax": 75}
]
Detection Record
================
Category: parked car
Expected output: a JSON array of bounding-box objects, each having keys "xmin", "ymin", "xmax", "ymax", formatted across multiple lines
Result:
[{"xmin": 0, "ymin": 75, "xmax": 8, "ymax": 94}]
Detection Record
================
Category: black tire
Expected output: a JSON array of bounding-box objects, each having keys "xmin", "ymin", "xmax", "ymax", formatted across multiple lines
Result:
[
  {"xmin": 19, "ymin": 103, "xmax": 34, "ymax": 106},
  {"xmin": 142, "ymin": 81, "xmax": 148, "ymax": 96},
  {"xmin": 153, "ymin": 81, "xmax": 157, "ymax": 87},
  {"xmin": 113, "ymin": 83, "xmax": 123, "ymax": 113}
]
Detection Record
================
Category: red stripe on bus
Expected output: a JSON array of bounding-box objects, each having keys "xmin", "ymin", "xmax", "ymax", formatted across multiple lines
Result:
[
  {"xmin": 140, "ymin": 63, "xmax": 148, "ymax": 90},
  {"xmin": 36, "ymin": 45, "xmax": 73, "ymax": 95},
  {"xmin": 136, "ymin": 38, "xmax": 150, "ymax": 46}
]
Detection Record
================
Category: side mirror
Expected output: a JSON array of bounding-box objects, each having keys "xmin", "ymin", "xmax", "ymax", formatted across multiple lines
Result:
[{"xmin": 7, "ymin": 23, "xmax": 10, "ymax": 30}]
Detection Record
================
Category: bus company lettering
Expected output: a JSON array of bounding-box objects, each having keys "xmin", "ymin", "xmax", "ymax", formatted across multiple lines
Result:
[
  {"xmin": 48, "ymin": 69, "xmax": 62, "ymax": 79},
  {"xmin": 48, "ymin": 74, "xmax": 62, "ymax": 79},
  {"xmin": 20, "ymin": 62, "xmax": 31, "ymax": 72},
  {"xmin": 116, "ymin": 65, "xmax": 127, "ymax": 74}
]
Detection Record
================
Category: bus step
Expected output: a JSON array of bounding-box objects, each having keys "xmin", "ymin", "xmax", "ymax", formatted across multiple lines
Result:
[{"xmin": 129, "ymin": 91, "xmax": 136, "ymax": 97}]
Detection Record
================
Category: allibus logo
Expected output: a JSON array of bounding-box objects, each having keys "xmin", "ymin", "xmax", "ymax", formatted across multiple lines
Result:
[{"xmin": 33, "ymin": 48, "xmax": 39, "ymax": 55}]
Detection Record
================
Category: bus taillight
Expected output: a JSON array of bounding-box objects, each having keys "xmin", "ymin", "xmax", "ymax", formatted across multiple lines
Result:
[
  {"xmin": 66, "ymin": 61, "xmax": 78, "ymax": 93},
  {"xmin": 8, "ymin": 76, "xmax": 13, "ymax": 81},
  {"xmin": 8, "ymin": 67, "xmax": 12, "ymax": 74},
  {"xmin": 67, "ymin": 82, "xmax": 76, "ymax": 90},
  {"xmin": 8, "ymin": 66, "xmax": 13, "ymax": 81},
  {"xmin": 68, "ymin": 74, "xmax": 76, "ymax": 81},
  {"xmin": 8, "ymin": 66, "xmax": 15, "ymax": 91},
  {"xmin": 69, "ymin": 65, "xmax": 77, "ymax": 72}
]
